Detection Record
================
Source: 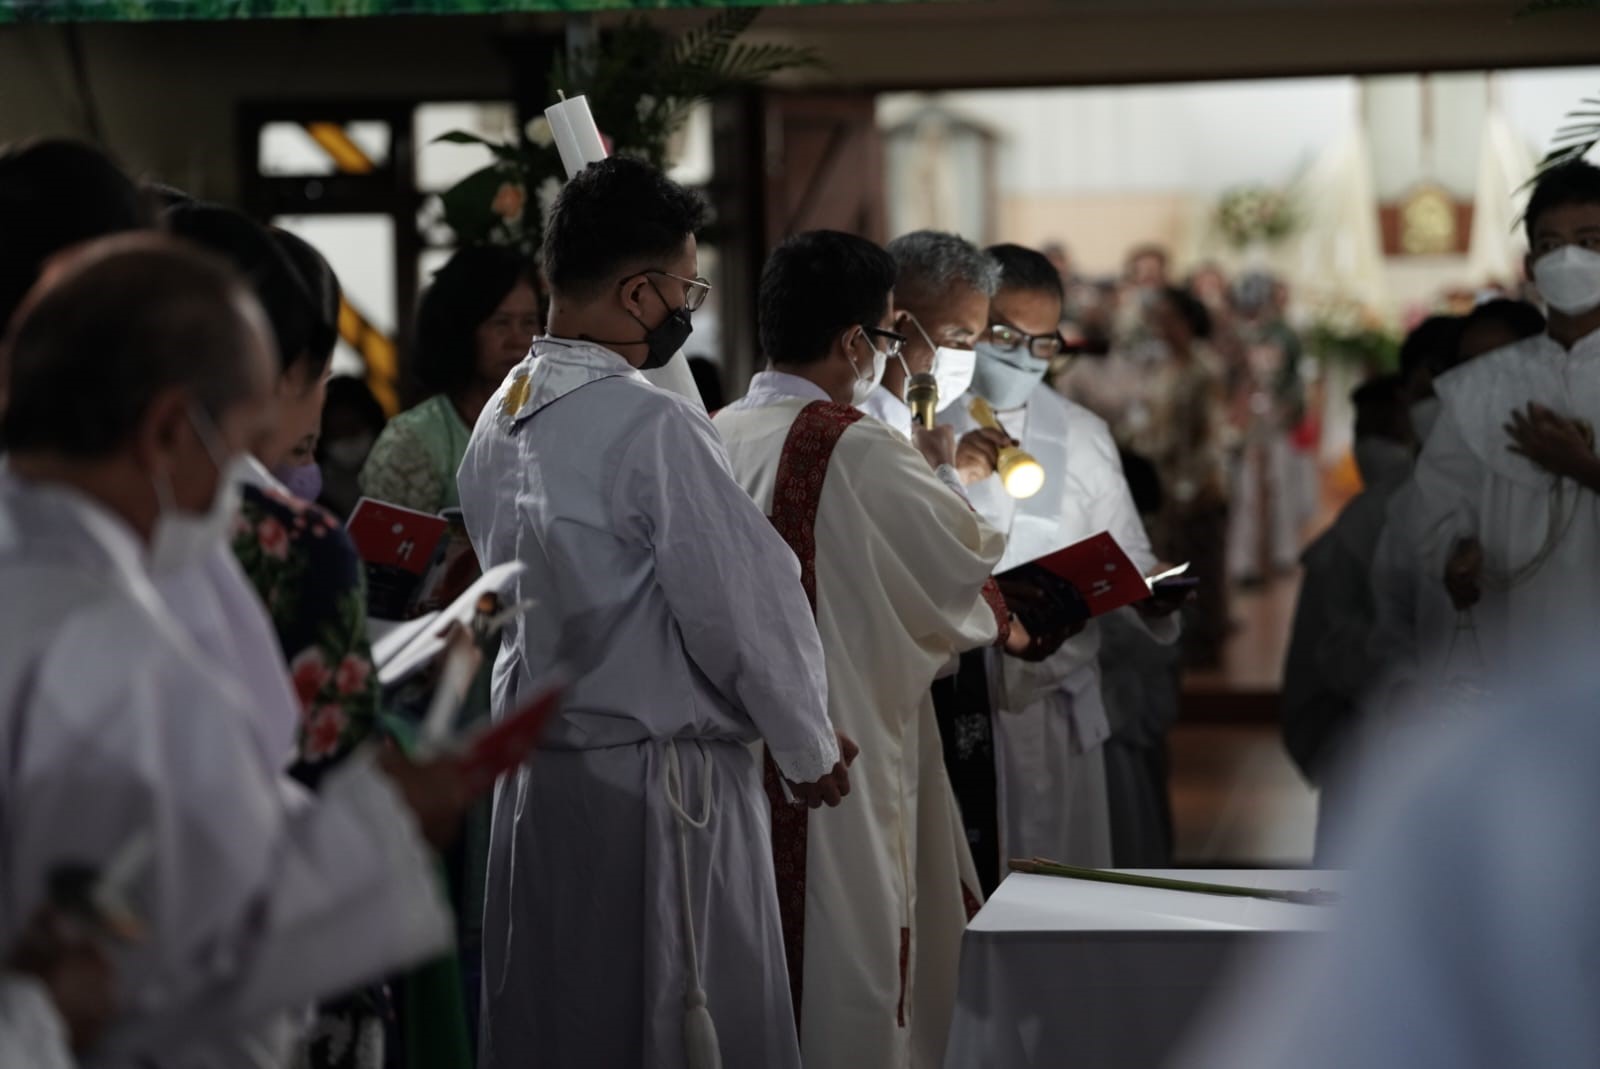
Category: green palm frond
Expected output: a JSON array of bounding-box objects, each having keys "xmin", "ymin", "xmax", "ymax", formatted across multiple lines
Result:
[
  {"xmin": 1532, "ymin": 95, "xmax": 1600, "ymax": 179},
  {"xmin": 672, "ymin": 8, "xmax": 759, "ymax": 68}
]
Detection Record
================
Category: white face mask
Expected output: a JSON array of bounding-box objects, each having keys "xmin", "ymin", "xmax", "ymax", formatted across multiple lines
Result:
[
  {"xmin": 149, "ymin": 407, "xmax": 245, "ymax": 575},
  {"xmin": 932, "ymin": 347, "xmax": 977, "ymax": 412},
  {"xmin": 324, "ymin": 434, "xmax": 375, "ymax": 470},
  {"xmin": 905, "ymin": 313, "xmax": 977, "ymax": 412},
  {"xmin": 1533, "ymin": 245, "xmax": 1600, "ymax": 317},
  {"xmin": 851, "ymin": 331, "xmax": 889, "ymax": 407}
]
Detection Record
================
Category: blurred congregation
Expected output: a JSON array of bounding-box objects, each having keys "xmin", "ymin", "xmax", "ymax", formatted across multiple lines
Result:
[{"xmin": 4, "ymin": 1, "xmax": 1600, "ymax": 1064}]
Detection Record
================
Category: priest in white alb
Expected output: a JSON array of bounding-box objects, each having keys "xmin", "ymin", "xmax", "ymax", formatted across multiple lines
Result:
[
  {"xmin": 716, "ymin": 229, "xmax": 1031, "ymax": 1069},
  {"xmin": 942, "ymin": 243, "xmax": 1182, "ymax": 868},
  {"xmin": 0, "ymin": 237, "xmax": 465, "ymax": 1068},
  {"xmin": 457, "ymin": 158, "xmax": 852, "ymax": 1069}
]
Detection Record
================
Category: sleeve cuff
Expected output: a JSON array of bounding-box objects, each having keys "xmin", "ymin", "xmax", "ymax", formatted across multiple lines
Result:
[
  {"xmin": 934, "ymin": 464, "xmax": 971, "ymax": 503},
  {"xmin": 768, "ymin": 730, "xmax": 841, "ymax": 785}
]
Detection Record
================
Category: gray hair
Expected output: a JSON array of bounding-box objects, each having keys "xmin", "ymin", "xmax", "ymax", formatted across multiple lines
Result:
[{"xmin": 886, "ymin": 230, "xmax": 1000, "ymax": 305}]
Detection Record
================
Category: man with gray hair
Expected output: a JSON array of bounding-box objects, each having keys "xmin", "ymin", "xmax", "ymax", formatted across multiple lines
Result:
[
  {"xmin": 942, "ymin": 242, "xmax": 1183, "ymax": 869},
  {"xmin": 858, "ymin": 230, "xmax": 1012, "ymax": 486},
  {"xmin": 0, "ymin": 234, "xmax": 472, "ymax": 1067}
]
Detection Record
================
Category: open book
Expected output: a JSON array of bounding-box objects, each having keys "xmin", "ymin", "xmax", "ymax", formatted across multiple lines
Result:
[
  {"xmin": 999, "ymin": 532, "xmax": 1189, "ymax": 618},
  {"xmin": 370, "ymin": 560, "xmax": 527, "ymax": 687},
  {"xmin": 348, "ymin": 495, "xmax": 484, "ymax": 619}
]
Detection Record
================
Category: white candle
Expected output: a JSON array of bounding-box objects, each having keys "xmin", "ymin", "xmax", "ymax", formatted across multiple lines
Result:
[{"xmin": 544, "ymin": 95, "xmax": 608, "ymax": 180}]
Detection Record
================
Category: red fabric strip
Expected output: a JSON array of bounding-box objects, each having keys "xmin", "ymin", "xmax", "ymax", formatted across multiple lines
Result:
[{"xmin": 763, "ymin": 400, "xmax": 862, "ymax": 1029}]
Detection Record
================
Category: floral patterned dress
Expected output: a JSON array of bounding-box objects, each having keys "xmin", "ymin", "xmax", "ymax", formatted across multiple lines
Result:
[{"xmin": 233, "ymin": 483, "xmax": 378, "ymax": 786}]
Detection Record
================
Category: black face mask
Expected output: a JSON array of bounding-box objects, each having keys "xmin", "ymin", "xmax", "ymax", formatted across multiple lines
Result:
[
  {"xmin": 636, "ymin": 302, "xmax": 693, "ymax": 370},
  {"xmin": 585, "ymin": 276, "xmax": 694, "ymax": 370}
]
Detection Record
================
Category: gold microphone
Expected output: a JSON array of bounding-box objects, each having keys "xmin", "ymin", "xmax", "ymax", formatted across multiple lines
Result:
[
  {"xmin": 906, "ymin": 372, "xmax": 940, "ymax": 430},
  {"xmin": 969, "ymin": 396, "xmax": 1045, "ymax": 499}
]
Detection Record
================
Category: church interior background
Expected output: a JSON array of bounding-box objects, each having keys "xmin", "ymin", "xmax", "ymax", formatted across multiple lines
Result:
[{"xmin": 5, "ymin": 1, "xmax": 1594, "ymax": 863}]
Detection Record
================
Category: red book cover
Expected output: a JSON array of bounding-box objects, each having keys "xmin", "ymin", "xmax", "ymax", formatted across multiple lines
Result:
[
  {"xmin": 456, "ymin": 673, "xmax": 566, "ymax": 787},
  {"xmin": 347, "ymin": 498, "xmax": 452, "ymax": 621},
  {"xmin": 1001, "ymin": 531, "xmax": 1152, "ymax": 618},
  {"xmin": 347, "ymin": 498, "xmax": 450, "ymax": 573}
]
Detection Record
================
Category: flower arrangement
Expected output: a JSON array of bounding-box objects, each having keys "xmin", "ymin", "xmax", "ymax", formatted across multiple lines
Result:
[
  {"xmin": 434, "ymin": 9, "xmax": 818, "ymax": 260},
  {"xmin": 1303, "ymin": 296, "xmax": 1400, "ymax": 372},
  {"xmin": 1213, "ymin": 186, "xmax": 1302, "ymax": 251}
]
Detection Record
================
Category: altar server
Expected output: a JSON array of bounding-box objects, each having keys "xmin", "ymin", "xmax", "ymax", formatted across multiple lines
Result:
[
  {"xmin": 717, "ymin": 229, "xmax": 1016, "ymax": 1069},
  {"xmin": 942, "ymin": 243, "xmax": 1181, "ymax": 868},
  {"xmin": 0, "ymin": 235, "xmax": 463, "ymax": 1067},
  {"xmin": 458, "ymin": 158, "xmax": 850, "ymax": 1069},
  {"xmin": 1408, "ymin": 162, "xmax": 1600, "ymax": 682}
]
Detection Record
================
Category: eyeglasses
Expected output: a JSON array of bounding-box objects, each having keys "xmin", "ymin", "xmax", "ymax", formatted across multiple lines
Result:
[
  {"xmin": 639, "ymin": 269, "xmax": 713, "ymax": 313},
  {"xmin": 987, "ymin": 321, "xmax": 1066, "ymax": 361},
  {"xmin": 863, "ymin": 326, "xmax": 908, "ymax": 360}
]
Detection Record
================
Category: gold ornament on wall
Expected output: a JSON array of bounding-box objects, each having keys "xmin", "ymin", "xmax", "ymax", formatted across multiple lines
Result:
[{"xmin": 1399, "ymin": 183, "xmax": 1458, "ymax": 256}]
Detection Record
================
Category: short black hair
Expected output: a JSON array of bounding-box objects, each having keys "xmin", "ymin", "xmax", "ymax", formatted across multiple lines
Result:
[
  {"xmin": 270, "ymin": 227, "xmax": 342, "ymax": 371},
  {"xmin": 987, "ymin": 243, "xmax": 1065, "ymax": 302},
  {"xmin": 413, "ymin": 245, "xmax": 538, "ymax": 398},
  {"xmin": 542, "ymin": 156, "xmax": 708, "ymax": 302},
  {"xmin": 759, "ymin": 230, "xmax": 896, "ymax": 366},
  {"xmin": 0, "ymin": 139, "xmax": 150, "ymax": 332},
  {"xmin": 1464, "ymin": 298, "xmax": 1545, "ymax": 341},
  {"xmin": 321, "ymin": 375, "xmax": 389, "ymax": 440},
  {"xmin": 1525, "ymin": 160, "xmax": 1600, "ymax": 245},
  {"xmin": 1351, "ymin": 373, "xmax": 1409, "ymax": 441},
  {"xmin": 164, "ymin": 203, "xmax": 333, "ymax": 380},
  {"xmin": 1163, "ymin": 286, "xmax": 1213, "ymax": 341},
  {"xmin": 1399, "ymin": 315, "xmax": 1465, "ymax": 380},
  {"xmin": 2, "ymin": 234, "xmax": 262, "ymax": 459}
]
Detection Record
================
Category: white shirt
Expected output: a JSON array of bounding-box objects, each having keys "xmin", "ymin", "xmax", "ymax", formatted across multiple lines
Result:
[
  {"xmin": 0, "ymin": 976, "xmax": 72, "ymax": 1069},
  {"xmin": 152, "ymin": 457, "xmax": 302, "ymax": 770},
  {"xmin": 855, "ymin": 380, "xmax": 970, "ymax": 501},
  {"xmin": 944, "ymin": 384, "xmax": 1178, "ymax": 743},
  {"xmin": 1179, "ymin": 662, "xmax": 1600, "ymax": 1069},
  {"xmin": 458, "ymin": 340, "xmax": 839, "ymax": 781},
  {"xmin": 1409, "ymin": 326, "xmax": 1600, "ymax": 678},
  {"xmin": 0, "ymin": 472, "xmax": 451, "ymax": 1065},
  {"xmin": 718, "ymin": 369, "xmax": 1005, "ymax": 1069},
  {"xmin": 858, "ymin": 382, "xmax": 915, "ymax": 440}
]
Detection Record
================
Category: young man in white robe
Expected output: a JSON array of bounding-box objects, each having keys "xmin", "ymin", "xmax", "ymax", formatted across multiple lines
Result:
[
  {"xmin": 0, "ymin": 236, "xmax": 468, "ymax": 1068},
  {"xmin": 457, "ymin": 158, "xmax": 852, "ymax": 1069},
  {"xmin": 1411, "ymin": 161, "xmax": 1600, "ymax": 683},
  {"xmin": 1367, "ymin": 301, "xmax": 1550, "ymax": 701},
  {"xmin": 716, "ymin": 230, "xmax": 1026, "ymax": 1069},
  {"xmin": 942, "ymin": 243, "xmax": 1183, "ymax": 869}
]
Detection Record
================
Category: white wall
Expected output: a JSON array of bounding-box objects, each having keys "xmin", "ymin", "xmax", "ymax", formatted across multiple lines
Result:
[{"xmin": 884, "ymin": 67, "xmax": 1600, "ymax": 203}]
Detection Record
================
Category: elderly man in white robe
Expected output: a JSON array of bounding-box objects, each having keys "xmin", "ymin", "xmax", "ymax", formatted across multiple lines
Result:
[
  {"xmin": 943, "ymin": 243, "xmax": 1183, "ymax": 868},
  {"xmin": 458, "ymin": 158, "xmax": 851, "ymax": 1069},
  {"xmin": 1410, "ymin": 162, "xmax": 1600, "ymax": 685},
  {"xmin": 0, "ymin": 236, "xmax": 470, "ymax": 1067},
  {"xmin": 716, "ymin": 229, "xmax": 1025, "ymax": 1069},
  {"xmin": 865, "ymin": 232, "xmax": 1083, "ymax": 900}
]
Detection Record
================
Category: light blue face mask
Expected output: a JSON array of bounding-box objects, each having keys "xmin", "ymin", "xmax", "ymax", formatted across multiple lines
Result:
[{"xmin": 971, "ymin": 341, "xmax": 1051, "ymax": 411}]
